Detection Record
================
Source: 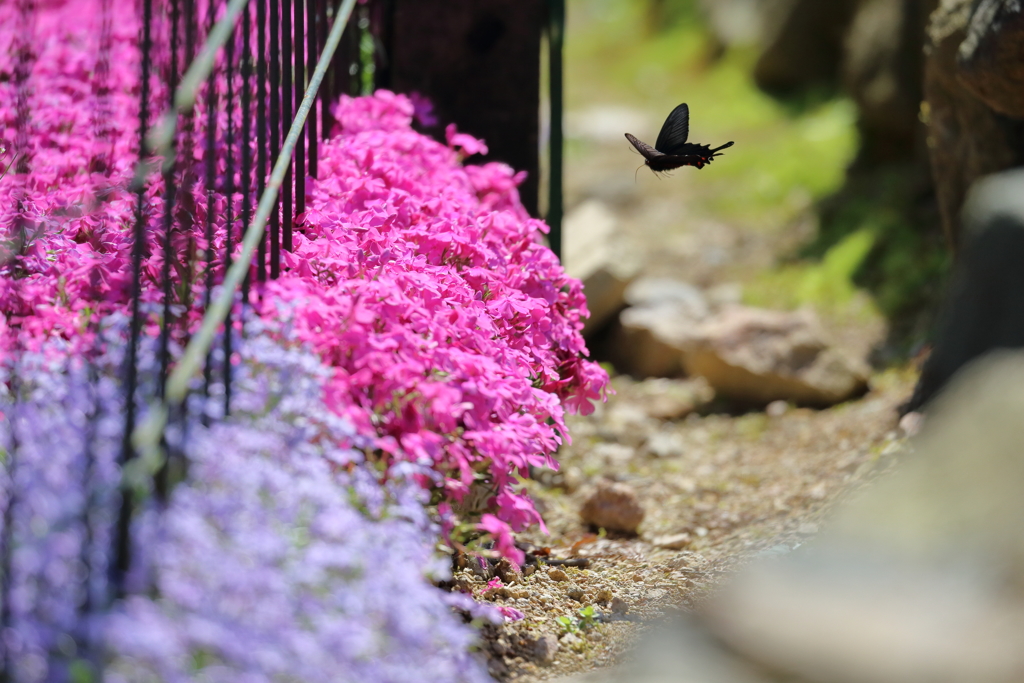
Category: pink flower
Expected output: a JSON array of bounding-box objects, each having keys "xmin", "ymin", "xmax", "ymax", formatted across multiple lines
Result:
[
  {"xmin": 445, "ymin": 123, "xmax": 488, "ymax": 157},
  {"xmin": 1, "ymin": 18, "xmax": 609, "ymax": 563},
  {"xmin": 496, "ymin": 606, "xmax": 525, "ymax": 622},
  {"xmin": 478, "ymin": 514, "xmax": 524, "ymax": 565}
]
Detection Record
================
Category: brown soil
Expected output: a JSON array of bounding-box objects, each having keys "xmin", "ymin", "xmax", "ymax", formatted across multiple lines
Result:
[{"xmin": 464, "ymin": 371, "xmax": 911, "ymax": 681}]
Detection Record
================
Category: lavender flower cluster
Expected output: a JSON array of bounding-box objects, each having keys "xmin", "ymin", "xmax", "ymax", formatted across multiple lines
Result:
[{"xmin": 1, "ymin": 319, "xmax": 493, "ymax": 683}]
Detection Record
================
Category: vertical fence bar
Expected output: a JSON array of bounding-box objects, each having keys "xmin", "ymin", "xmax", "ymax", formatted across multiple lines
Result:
[
  {"xmin": 282, "ymin": 0, "xmax": 294, "ymax": 253},
  {"xmin": 546, "ymin": 0, "xmax": 564, "ymax": 260},
  {"xmin": 223, "ymin": 15, "xmax": 237, "ymax": 416},
  {"xmin": 345, "ymin": 10, "xmax": 360, "ymax": 95},
  {"xmin": 257, "ymin": 0, "xmax": 268, "ymax": 282},
  {"xmin": 319, "ymin": 0, "xmax": 331, "ymax": 139},
  {"xmin": 269, "ymin": 0, "xmax": 281, "ymax": 278},
  {"xmin": 334, "ymin": 5, "xmax": 351, "ymax": 100},
  {"xmin": 294, "ymin": 0, "xmax": 306, "ymax": 223},
  {"xmin": 116, "ymin": 0, "xmax": 156, "ymax": 597},
  {"xmin": 156, "ymin": 0, "xmax": 183, "ymax": 502},
  {"xmin": 241, "ymin": 2, "xmax": 255, "ymax": 302},
  {"xmin": 201, "ymin": 0, "xmax": 218, "ymax": 399},
  {"xmin": 307, "ymin": 0, "xmax": 318, "ymax": 176}
]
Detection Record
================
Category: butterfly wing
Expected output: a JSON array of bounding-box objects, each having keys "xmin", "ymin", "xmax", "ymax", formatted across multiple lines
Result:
[
  {"xmin": 655, "ymin": 103, "xmax": 690, "ymax": 154},
  {"xmin": 625, "ymin": 133, "xmax": 663, "ymax": 162}
]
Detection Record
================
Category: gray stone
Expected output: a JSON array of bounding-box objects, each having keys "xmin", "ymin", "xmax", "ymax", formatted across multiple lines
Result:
[
  {"xmin": 613, "ymin": 286, "xmax": 710, "ymax": 378},
  {"xmin": 614, "ymin": 306, "xmax": 694, "ymax": 377},
  {"xmin": 530, "ymin": 633, "xmax": 559, "ymax": 665},
  {"xmin": 610, "ymin": 277, "xmax": 711, "ymax": 378},
  {"xmin": 610, "ymin": 596, "xmax": 629, "ymax": 614},
  {"xmin": 562, "ymin": 200, "xmax": 640, "ymax": 336},
  {"xmin": 905, "ymin": 169, "xmax": 1024, "ymax": 412},
  {"xmin": 548, "ymin": 568, "xmax": 570, "ymax": 582},
  {"xmin": 645, "ymin": 430, "xmax": 686, "ymax": 459},
  {"xmin": 624, "ymin": 278, "xmax": 710, "ymax": 318},
  {"xmin": 580, "ymin": 480, "xmax": 645, "ymax": 534},
  {"xmin": 651, "ymin": 533, "xmax": 693, "ymax": 550}
]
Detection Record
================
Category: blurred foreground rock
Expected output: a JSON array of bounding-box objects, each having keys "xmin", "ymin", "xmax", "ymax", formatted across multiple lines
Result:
[{"xmin": 557, "ymin": 350, "xmax": 1024, "ymax": 683}]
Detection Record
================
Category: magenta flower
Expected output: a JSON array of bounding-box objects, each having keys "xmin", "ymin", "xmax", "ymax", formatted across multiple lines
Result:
[{"xmin": 0, "ymin": 0, "xmax": 609, "ymax": 560}]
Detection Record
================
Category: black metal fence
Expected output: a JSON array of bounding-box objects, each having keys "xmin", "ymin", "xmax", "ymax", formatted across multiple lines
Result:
[{"xmin": 1, "ymin": 0, "xmax": 563, "ymax": 674}]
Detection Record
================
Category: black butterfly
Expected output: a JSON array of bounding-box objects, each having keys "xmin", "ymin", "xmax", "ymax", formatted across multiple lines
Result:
[{"xmin": 625, "ymin": 103, "xmax": 734, "ymax": 173}]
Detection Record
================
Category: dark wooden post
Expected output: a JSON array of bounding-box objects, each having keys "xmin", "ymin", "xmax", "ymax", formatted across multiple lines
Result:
[{"xmin": 385, "ymin": 0, "xmax": 545, "ymax": 216}]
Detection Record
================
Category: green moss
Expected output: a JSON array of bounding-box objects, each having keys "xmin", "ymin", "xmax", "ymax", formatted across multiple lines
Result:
[{"xmin": 745, "ymin": 229, "xmax": 881, "ymax": 322}]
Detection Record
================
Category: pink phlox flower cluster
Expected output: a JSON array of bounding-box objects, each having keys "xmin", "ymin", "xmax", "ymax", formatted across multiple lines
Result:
[
  {"xmin": 1, "ymin": 0, "xmax": 609, "ymax": 558},
  {"xmin": 263, "ymin": 90, "xmax": 607, "ymax": 552}
]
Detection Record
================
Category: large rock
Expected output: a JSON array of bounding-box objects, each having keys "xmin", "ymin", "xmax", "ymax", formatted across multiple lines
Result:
[
  {"xmin": 612, "ymin": 278, "xmax": 710, "ymax": 378},
  {"xmin": 924, "ymin": 0, "xmax": 1024, "ymax": 249},
  {"xmin": 681, "ymin": 306, "xmax": 868, "ymax": 406},
  {"xmin": 562, "ymin": 200, "xmax": 639, "ymax": 336},
  {"xmin": 957, "ymin": 0, "xmax": 1024, "ymax": 117}
]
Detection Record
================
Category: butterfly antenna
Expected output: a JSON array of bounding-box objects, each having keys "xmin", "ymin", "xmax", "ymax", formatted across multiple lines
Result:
[{"xmin": 634, "ymin": 163, "xmax": 644, "ymax": 183}]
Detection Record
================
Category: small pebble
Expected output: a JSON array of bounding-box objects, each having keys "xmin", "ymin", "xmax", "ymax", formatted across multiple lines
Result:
[
  {"xmin": 548, "ymin": 568, "xmax": 569, "ymax": 582},
  {"xmin": 567, "ymin": 585, "xmax": 585, "ymax": 602},
  {"xmin": 530, "ymin": 633, "xmax": 559, "ymax": 665},
  {"xmin": 610, "ymin": 596, "xmax": 629, "ymax": 614},
  {"xmin": 595, "ymin": 588, "xmax": 613, "ymax": 603},
  {"xmin": 495, "ymin": 557, "xmax": 522, "ymax": 584}
]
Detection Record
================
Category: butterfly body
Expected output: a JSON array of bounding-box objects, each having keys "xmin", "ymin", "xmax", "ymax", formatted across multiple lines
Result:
[{"xmin": 626, "ymin": 103, "xmax": 734, "ymax": 172}]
